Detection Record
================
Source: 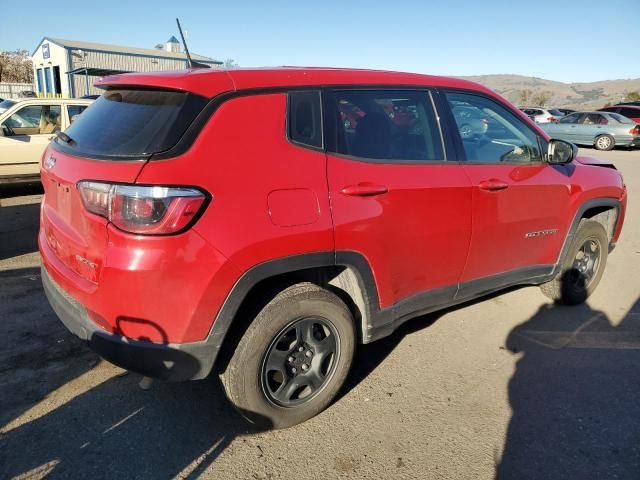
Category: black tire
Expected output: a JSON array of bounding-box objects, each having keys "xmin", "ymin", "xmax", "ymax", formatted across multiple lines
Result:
[
  {"xmin": 594, "ymin": 134, "xmax": 615, "ymax": 151},
  {"xmin": 221, "ymin": 283, "xmax": 356, "ymax": 429},
  {"xmin": 540, "ymin": 220, "xmax": 608, "ymax": 305}
]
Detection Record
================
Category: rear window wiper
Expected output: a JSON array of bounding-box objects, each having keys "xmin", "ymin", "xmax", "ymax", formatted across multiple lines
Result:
[{"xmin": 56, "ymin": 131, "xmax": 75, "ymax": 145}]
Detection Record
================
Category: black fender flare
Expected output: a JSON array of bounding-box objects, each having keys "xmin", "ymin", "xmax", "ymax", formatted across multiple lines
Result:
[{"xmin": 553, "ymin": 197, "xmax": 621, "ymax": 274}]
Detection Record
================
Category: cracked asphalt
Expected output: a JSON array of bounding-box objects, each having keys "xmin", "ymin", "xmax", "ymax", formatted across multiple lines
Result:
[{"xmin": 1, "ymin": 148, "xmax": 639, "ymax": 479}]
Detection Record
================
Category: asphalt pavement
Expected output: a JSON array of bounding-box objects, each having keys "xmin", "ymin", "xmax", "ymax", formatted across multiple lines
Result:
[{"xmin": 1, "ymin": 148, "xmax": 639, "ymax": 479}]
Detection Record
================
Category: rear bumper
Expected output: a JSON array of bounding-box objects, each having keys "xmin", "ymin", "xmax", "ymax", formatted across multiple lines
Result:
[{"xmin": 42, "ymin": 266, "xmax": 220, "ymax": 381}]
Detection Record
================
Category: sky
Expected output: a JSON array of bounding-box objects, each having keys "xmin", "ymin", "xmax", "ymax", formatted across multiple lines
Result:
[{"xmin": 2, "ymin": 0, "xmax": 639, "ymax": 83}]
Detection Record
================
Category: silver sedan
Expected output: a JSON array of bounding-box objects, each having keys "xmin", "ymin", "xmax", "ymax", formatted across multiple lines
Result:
[{"xmin": 541, "ymin": 111, "xmax": 640, "ymax": 150}]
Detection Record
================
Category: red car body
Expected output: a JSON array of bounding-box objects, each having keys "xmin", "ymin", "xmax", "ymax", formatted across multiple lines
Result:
[
  {"xmin": 599, "ymin": 105, "xmax": 640, "ymax": 124},
  {"xmin": 40, "ymin": 67, "xmax": 627, "ymax": 383}
]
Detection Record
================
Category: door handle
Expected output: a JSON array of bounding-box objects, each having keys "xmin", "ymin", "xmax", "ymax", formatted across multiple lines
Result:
[
  {"xmin": 478, "ymin": 179, "xmax": 509, "ymax": 191},
  {"xmin": 341, "ymin": 182, "xmax": 388, "ymax": 197}
]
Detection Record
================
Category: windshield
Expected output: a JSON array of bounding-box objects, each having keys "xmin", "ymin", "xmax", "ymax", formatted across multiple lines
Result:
[
  {"xmin": 0, "ymin": 100, "xmax": 16, "ymax": 114},
  {"xmin": 57, "ymin": 89, "xmax": 208, "ymax": 159}
]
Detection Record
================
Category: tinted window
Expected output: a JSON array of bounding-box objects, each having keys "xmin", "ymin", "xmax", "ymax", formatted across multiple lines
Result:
[
  {"xmin": 58, "ymin": 89, "xmax": 207, "ymax": 159},
  {"xmin": 288, "ymin": 91, "xmax": 322, "ymax": 148},
  {"xmin": 1, "ymin": 105, "xmax": 61, "ymax": 136},
  {"xmin": 447, "ymin": 92, "xmax": 542, "ymax": 163},
  {"xmin": 331, "ymin": 90, "xmax": 443, "ymax": 161},
  {"xmin": 67, "ymin": 105, "xmax": 88, "ymax": 123},
  {"xmin": 548, "ymin": 109, "xmax": 564, "ymax": 116},
  {"xmin": 622, "ymin": 108, "xmax": 640, "ymax": 118}
]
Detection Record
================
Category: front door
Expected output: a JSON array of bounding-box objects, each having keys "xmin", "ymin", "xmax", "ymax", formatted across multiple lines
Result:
[
  {"xmin": 325, "ymin": 88, "xmax": 472, "ymax": 310},
  {"xmin": 442, "ymin": 91, "xmax": 572, "ymax": 288},
  {"xmin": 0, "ymin": 104, "xmax": 62, "ymax": 178}
]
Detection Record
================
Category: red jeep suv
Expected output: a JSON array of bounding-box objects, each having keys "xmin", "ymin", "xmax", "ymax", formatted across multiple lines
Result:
[{"xmin": 39, "ymin": 68, "xmax": 627, "ymax": 428}]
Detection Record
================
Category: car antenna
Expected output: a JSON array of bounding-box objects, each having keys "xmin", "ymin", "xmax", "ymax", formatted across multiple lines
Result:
[
  {"xmin": 176, "ymin": 18, "xmax": 211, "ymax": 69},
  {"xmin": 176, "ymin": 18, "xmax": 193, "ymax": 69}
]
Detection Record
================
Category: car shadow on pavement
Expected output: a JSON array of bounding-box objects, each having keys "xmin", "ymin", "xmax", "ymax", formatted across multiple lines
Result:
[
  {"xmin": 0, "ymin": 267, "xmax": 268, "ymax": 479},
  {"xmin": 496, "ymin": 296, "xmax": 640, "ymax": 479}
]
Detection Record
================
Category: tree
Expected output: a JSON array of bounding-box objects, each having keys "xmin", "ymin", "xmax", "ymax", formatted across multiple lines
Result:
[
  {"xmin": 625, "ymin": 91, "xmax": 640, "ymax": 102},
  {"xmin": 224, "ymin": 58, "xmax": 239, "ymax": 69},
  {"xmin": 518, "ymin": 89, "xmax": 533, "ymax": 105},
  {"xmin": 0, "ymin": 49, "xmax": 33, "ymax": 83},
  {"xmin": 531, "ymin": 91, "xmax": 552, "ymax": 107}
]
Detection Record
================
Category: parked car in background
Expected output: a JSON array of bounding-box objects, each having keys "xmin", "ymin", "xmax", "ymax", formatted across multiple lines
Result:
[
  {"xmin": 40, "ymin": 67, "xmax": 626, "ymax": 429},
  {"xmin": 555, "ymin": 108, "xmax": 576, "ymax": 116},
  {"xmin": 616, "ymin": 101, "xmax": 640, "ymax": 107},
  {"xmin": 519, "ymin": 107, "xmax": 559, "ymax": 123},
  {"xmin": 599, "ymin": 105, "xmax": 640, "ymax": 123},
  {"xmin": 541, "ymin": 111, "xmax": 640, "ymax": 150},
  {"xmin": 0, "ymin": 98, "xmax": 93, "ymax": 183},
  {"xmin": 451, "ymin": 102, "xmax": 489, "ymax": 138}
]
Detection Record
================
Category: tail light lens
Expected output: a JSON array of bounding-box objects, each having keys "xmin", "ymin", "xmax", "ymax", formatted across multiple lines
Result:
[
  {"xmin": 630, "ymin": 125, "xmax": 640, "ymax": 135},
  {"xmin": 548, "ymin": 116, "xmax": 558, "ymax": 122},
  {"xmin": 78, "ymin": 182, "xmax": 208, "ymax": 235}
]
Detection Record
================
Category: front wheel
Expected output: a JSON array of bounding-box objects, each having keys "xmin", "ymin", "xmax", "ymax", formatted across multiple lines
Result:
[
  {"xmin": 540, "ymin": 220, "xmax": 608, "ymax": 305},
  {"xmin": 594, "ymin": 134, "xmax": 615, "ymax": 151},
  {"xmin": 221, "ymin": 283, "xmax": 356, "ymax": 429}
]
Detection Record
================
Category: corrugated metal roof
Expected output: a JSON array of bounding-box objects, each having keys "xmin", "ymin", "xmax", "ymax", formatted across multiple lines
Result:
[{"xmin": 42, "ymin": 37, "xmax": 222, "ymax": 64}]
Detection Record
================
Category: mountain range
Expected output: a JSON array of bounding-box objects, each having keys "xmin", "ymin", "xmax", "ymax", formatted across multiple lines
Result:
[{"xmin": 459, "ymin": 74, "xmax": 640, "ymax": 109}]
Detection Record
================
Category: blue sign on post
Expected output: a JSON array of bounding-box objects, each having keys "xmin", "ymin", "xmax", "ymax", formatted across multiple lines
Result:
[{"xmin": 42, "ymin": 43, "xmax": 50, "ymax": 59}]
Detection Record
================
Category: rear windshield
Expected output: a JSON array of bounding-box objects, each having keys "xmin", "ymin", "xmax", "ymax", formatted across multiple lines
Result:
[
  {"xmin": 608, "ymin": 113, "xmax": 633, "ymax": 124},
  {"xmin": 56, "ymin": 89, "xmax": 208, "ymax": 159},
  {"xmin": 548, "ymin": 109, "xmax": 564, "ymax": 116}
]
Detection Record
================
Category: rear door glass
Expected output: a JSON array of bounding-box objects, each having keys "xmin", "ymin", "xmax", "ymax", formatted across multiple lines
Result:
[
  {"xmin": 57, "ymin": 89, "xmax": 208, "ymax": 159},
  {"xmin": 330, "ymin": 90, "xmax": 443, "ymax": 161}
]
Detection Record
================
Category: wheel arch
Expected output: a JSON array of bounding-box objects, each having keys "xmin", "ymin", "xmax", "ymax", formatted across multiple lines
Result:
[
  {"xmin": 555, "ymin": 198, "xmax": 621, "ymax": 272},
  {"xmin": 210, "ymin": 251, "xmax": 381, "ymax": 374}
]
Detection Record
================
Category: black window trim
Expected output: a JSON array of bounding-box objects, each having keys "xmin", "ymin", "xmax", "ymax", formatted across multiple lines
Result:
[
  {"xmin": 285, "ymin": 89, "xmax": 325, "ymax": 152},
  {"xmin": 322, "ymin": 86, "xmax": 450, "ymax": 165},
  {"xmin": 437, "ymin": 87, "xmax": 548, "ymax": 166}
]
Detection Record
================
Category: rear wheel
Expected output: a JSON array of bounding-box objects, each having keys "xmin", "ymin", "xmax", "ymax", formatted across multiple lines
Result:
[
  {"xmin": 221, "ymin": 283, "xmax": 355, "ymax": 429},
  {"xmin": 540, "ymin": 220, "xmax": 608, "ymax": 305},
  {"xmin": 594, "ymin": 134, "xmax": 615, "ymax": 151}
]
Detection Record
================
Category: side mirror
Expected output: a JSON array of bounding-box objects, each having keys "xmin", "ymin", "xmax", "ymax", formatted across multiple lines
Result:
[{"xmin": 547, "ymin": 139, "xmax": 577, "ymax": 165}]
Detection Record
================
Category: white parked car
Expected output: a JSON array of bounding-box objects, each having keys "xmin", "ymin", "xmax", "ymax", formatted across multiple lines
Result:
[
  {"xmin": 0, "ymin": 98, "xmax": 93, "ymax": 183},
  {"xmin": 518, "ymin": 106, "xmax": 563, "ymax": 124}
]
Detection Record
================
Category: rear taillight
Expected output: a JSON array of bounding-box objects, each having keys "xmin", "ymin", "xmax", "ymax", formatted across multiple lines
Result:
[
  {"xmin": 77, "ymin": 182, "xmax": 208, "ymax": 235},
  {"xmin": 630, "ymin": 125, "xmax": 640, "ymax": 135},
  {"xmin": 548, "ymin": 116, "xmax": 558, "ymax": 122}
]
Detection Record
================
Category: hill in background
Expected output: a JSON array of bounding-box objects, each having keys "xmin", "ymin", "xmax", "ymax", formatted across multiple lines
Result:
[{"xmin": 459, "ymin": 74, "xmax": 640, "ymax": 109}]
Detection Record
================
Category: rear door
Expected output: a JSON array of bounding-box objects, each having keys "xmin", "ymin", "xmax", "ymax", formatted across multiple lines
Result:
[
  {"xmin": 0, "ymin": 103, "xmax": 62, "ymax": 177},
  {"xmin": 325, "ymin": 88, "xmax": 472, "ymax": 310},
  {"xmin": 441, "ymin": 91, "xmax": 572, "ymax": 288},
  {"xmin": 40, "ymin": 89, "xmax": 209, "ymax": 285}
]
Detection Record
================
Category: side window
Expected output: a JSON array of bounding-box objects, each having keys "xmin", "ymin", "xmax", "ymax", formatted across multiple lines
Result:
[
  {"xmin": 288, "ymin": 91, "xmax": 322, "ymax": 149},
  {"xmin": 330, "ymin": 90, "xmax": 443, "ymax": 161},
  {"xmin": 581, "ymin": 113, "xmax": 603, "ymax": 125},
  {"xmin": 559, "ymin": 113, "xmax": 580, "ymax": 124},
  {"xmin": 67, "ymin": 105, "xmax": 88, "ymax": 124},
  {"xmin": 446, "ymin": 92, "xmax": 542, "ymax": 163},
  {"xmin": 1, "ymin": 105, "xmax": 61, "ymax": 136}
]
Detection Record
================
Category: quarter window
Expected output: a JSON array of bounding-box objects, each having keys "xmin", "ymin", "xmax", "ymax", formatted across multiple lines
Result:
[
  {"xmin": 67, "ymin": 105, "xmax": 88, "ymax": 123},
  {"xmin": 288, "ymin": 91, "xmax": 323, "ymax": 149},
  {"xmin": 1, "ymin": 105, "xmax": 61, "ymax": 136},
  {"xmin": 330, "ymin": 90, "xmax": 443, "ymax": 161},
  {"xmin": 446, "ymin": 92, "xmax": 542, "ymax": 163}
]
